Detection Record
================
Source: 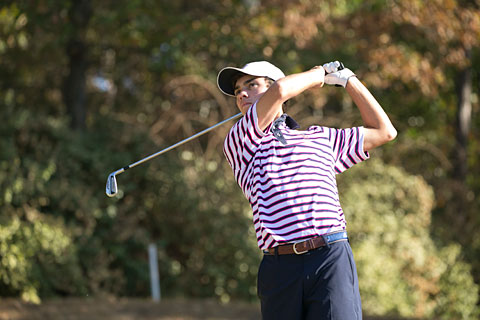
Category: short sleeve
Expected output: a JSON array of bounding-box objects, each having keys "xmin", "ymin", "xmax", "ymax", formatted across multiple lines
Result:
[
  {"xmin": 328, "ymin": 126, "xmax": 370, "ymax": 174},
  {"xmin": 223, "ymin": 103, "xmax": 266, "ymax": 188}
]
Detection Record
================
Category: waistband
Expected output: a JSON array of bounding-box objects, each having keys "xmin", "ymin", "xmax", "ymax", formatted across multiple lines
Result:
[{"xmin": 263, "ymin": 231, "xmax": 348, "ymax": 255}]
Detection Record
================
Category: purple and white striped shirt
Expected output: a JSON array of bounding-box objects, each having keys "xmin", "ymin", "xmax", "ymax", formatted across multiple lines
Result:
[{"xmin": 223, "ymin": 103, "xmax": 369, "ymax": 250}]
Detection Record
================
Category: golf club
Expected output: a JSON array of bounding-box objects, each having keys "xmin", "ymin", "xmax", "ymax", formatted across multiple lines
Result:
[
  {"xmin": 106, "ymin": 62, "xmax": 345, "ymax": 197},
  {"xmin": 106, "ymin": 112, "xmax": 242, "ymax": 197}
]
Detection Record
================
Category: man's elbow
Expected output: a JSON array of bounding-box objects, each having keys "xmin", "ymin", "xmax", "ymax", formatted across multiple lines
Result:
[
  {"xmin": 364, "ymin": 126, "xmax": 397, "ymax": 151},
  {"xmin": 384, "ymin": 126, "xmax": 397, "ymax": 143},
  {"xmin": 272, "ymin": 79, "xmax": 290, "ymax": 102}
]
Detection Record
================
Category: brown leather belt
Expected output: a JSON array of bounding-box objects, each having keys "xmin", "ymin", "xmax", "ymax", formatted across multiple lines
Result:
[{"xmin": 264, "ymin": 231, "xmax": 348, "ymax": 255}]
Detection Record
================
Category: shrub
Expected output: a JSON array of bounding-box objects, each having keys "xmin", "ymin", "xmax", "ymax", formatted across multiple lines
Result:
[
  {"xmin": 0, "ymin": 210, "xmax": 85, "ymax": 303},
  {"xmin": 339, "ymin": 159, "xmax": 479, "ymax": 319}
]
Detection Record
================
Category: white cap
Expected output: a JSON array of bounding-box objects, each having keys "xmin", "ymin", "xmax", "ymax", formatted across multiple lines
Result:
[{"xmin": 217, "ymin": 61, "xmax": 285, "ymax": 97}]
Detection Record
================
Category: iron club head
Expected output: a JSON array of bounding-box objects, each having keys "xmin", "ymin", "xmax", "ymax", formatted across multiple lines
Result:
[{"xmin": 106, "ymin": 172, "xmax": 118, "ymax": 197}]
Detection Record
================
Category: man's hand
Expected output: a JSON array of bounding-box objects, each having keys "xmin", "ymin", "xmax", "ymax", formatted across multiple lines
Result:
[{"xmin": 323, "ymin": 61, "xmax": 355, "ymax": 88}]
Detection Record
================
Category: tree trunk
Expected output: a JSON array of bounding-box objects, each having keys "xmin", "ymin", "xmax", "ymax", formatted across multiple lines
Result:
[{"xmin": 63, "ymin": 0, "xmax": 91, "ymax": 131}]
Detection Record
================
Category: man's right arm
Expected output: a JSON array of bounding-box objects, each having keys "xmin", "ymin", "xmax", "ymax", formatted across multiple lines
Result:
[{"xmin": 255, "ymin": 67, "xmax": 326, "ymax": 131}]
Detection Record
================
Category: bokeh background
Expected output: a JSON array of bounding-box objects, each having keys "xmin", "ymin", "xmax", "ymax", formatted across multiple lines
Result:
[{"xmin": 0, "ymin": 0, "xmax": 479, "ymax": 319}]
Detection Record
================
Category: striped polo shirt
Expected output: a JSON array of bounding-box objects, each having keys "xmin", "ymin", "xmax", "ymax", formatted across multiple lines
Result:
[{"xmin": 223, "ymin": 103, "xmax": 369, "ymax": 250}]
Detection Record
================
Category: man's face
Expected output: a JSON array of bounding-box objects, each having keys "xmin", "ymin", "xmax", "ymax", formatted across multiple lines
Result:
[{"xmin": 234, "ymin": 75, "xmax": 271, "ymax": 115}]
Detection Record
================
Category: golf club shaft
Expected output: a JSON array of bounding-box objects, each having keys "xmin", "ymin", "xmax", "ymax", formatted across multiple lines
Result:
[{"xmin": 114, "ymin": 112, "xmax": 243, "ymax": 176}]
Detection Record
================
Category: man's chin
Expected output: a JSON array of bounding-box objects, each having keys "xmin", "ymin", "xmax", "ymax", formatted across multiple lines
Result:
[
  {"xmin": 243, "ymin": 104, "xmax": 252, "ymax": 113},
  {"xmin": 238, "ymin": 105, "xmax": 250, "ymax": 115}
]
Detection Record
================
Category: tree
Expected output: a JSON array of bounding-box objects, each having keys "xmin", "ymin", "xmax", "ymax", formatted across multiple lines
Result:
[{"xmin": 63, "ymin": 0, "xmax": 92, "ymax": 130}]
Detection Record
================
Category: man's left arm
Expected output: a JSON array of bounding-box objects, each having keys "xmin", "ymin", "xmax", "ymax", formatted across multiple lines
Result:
[
  {"xmin": 323, "ymin": 61, "xmax": 397, "ymax": 151},
  {"xmin": 345, "ymin": 77, "xmax": 397, "ymax": 151}
]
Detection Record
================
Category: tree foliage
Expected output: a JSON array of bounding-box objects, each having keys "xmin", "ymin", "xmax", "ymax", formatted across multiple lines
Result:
[
  {"xmin": 339, "ymin": 159, "xmax": 478, "ymax": 319},
  {"xmin": 0, "ymin": 212, "xmax": 85, "ymax": 303}
]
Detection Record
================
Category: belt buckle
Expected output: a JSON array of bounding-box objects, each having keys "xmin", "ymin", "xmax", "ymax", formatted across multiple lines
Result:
[{"xmin": 293, "ymin": 241, "xmax": 308, "ymax": 255}]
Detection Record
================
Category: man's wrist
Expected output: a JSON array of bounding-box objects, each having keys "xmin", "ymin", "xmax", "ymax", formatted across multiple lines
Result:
[
  {"xmin": 309, "ymin": 67, "xmax": 325, "ymax": 86},
  {"xmin": 345, "ymin": 75, "xmax": 358, "ymax": 89},
  {"xmin": 345, "ymin": 74, "xmax": 357, "ymax": 88}
]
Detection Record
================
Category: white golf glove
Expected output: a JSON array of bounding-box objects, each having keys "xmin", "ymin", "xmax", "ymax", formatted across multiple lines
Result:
[{"xmin": 323, "ymin": 61, "xmax": 356, "ymax": 88}]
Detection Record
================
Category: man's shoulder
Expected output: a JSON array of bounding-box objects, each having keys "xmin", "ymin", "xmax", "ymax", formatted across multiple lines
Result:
[{"xmin": 225, "ymin": 118, "xmax": 242, "ymax": 138}]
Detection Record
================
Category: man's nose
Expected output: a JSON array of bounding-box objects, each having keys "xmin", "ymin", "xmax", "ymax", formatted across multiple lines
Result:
[{"xmin": 238, "ymin": 89, "xmax": 248, "ymax": 99}]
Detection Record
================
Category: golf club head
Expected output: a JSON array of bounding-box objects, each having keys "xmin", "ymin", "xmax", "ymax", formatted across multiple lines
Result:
[{"xmin": 106, "ymin": 173, "xmax": 118, "ymax": 197}]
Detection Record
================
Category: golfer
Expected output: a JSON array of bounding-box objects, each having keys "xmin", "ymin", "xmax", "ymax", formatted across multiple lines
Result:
[{"xmin": 217, "ymin": 60, "xmax": 396, "ymax": 319}]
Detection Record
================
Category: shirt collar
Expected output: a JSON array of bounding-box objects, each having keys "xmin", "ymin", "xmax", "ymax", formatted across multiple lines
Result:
[
  {"xmin": 273, "ymin": 113, "xmax": 300, "ymax": 130},
  {"xmin": 270, "ymin": 114, "xmax": 300, "ymax": 145}
]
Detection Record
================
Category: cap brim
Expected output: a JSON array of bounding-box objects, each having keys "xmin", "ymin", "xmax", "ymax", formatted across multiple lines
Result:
[{"xmin": 217, "ymin": 67, "xmax": 247, "ymax": 97}]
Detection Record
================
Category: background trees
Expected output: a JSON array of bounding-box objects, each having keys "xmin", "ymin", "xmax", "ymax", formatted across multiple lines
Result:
[{"xmin": 0, "ymin": 0, "xmax": 479, "ymax": 318}]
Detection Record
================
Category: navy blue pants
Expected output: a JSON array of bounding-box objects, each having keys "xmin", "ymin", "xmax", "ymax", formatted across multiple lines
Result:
[{"xmin": 257, "ymin": 241, "xmax": 362, "ymax": 320}]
